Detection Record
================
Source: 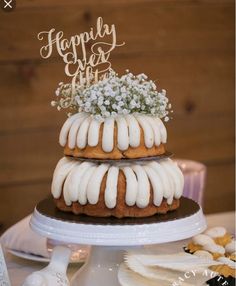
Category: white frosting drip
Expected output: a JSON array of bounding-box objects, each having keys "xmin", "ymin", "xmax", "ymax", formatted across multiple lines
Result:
[
  {"xmin": 203, "ymin": 243, "xmax": 225, "ymax": 255},
  {"xmin": 155, "ymin": 117, "xmax": 167, "ymax": 143},
  {"xmin": 149, "ymin": 161, "xmax": 172, "ymax": 199},
  {"xmin": 79, "ymin": 165, "xmax": 97, "ymax": 205},
  {"xmin": 122, "ymin": 167, "xmax": 138, "ymax": 206},
  {"xmin": 87, "ymin": 164, "xmax": 109, "ymax": 204},
  {"xmin": 104, "ymin": 166, "xmax": 119, "ymax": 208},
  {"xmin": 145, "ymin": 116, "xmax": 161, "ymax": 146},
  {"xmin": 161, "ymin": 159, "xmax": 184, "ymax": 199},
  {"xmin": 134, "ymin": 114, "xmax": 154, "ymax": 148},
  {"xmin": 225, "ymin": 241, "xmax": 236, "ymax": 254},
  {"xmin": 204, "ymin": 227, "xmax": 227, "ymax": 238},
  {"xmin": 76, "ymin": 116, "xmax": 92, "ymax": 149},
  {"xmin": 51, "ymin": 157, "xmax": 77, "ymax": 199},
  {"xmin": 194, "ymin": 250, "xmax": 214, "ymax": 260},
  {"xmin": 68, "ymin": 114, "xmax": 89, "ymax": 149},
  {"xmin": 63, "ymin": 162, "xmax": 92, "ymax": 205},
  {"xmin": 144, "ymin": 165, "xmax": 164, "ymax": 206},
  {"xmin": 88, "ymin": 119, "xmax": 102, "ymax": 147},
  {"xmin": 59, "ymin": 113, "xmax": 167, "ymax": 152},
  {"xmin": 132, "ymin": 165, "xmax": 150, "ymax": 208},
  {"xmin": 125, "ymin": 114, "xmax": 140, "ymax": 147},
  {"xmin": 102, "ymin": 118, "xmax": 115, "ymax": 152},
  {"xmin": 51, "ymin": 158, "xmax": 183, "ymax": 209},
  {"xmin": 217, "ymin": 257, "xmax": 236, "ymax": 269},
  {"xmin": 59, "ymin": 113, "xmax": 87, "ymax": 146},
  {"xmin": 116, "ymin": 116, "xmax": 129, "ymax": 151},
  {"xmin": 192, "ymin": 234, "xmax": 215, "ymax": 246}
]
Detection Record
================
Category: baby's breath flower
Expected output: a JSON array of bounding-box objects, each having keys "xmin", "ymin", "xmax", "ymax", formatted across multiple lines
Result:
[
  {"xmin": 51, "ymin": 100, "xmax": 57, "ymax": 107},
  {"xmin": 109, "ymin": 91, "xmax": 116, "ymax": 97},
  {"xmin": 55, "ymin": 89, "xmax": 60, "ymax": 96},
  {"xmin": 103, "ymin": 111, "xmax": 110, "ymax": 117},
  {"xmin": 120, "ymin": 86, "xmax": 126, "ymax": 93},
  {"xmin": 115, "ymin": 95, "xmax": 122, "ymax": 102},
  {"xmin": 164, "ymin": 116, "xmax": 169, "ymax": 122},
  {"xmin": 51, "ymin": 69, "xmax": 172, "ymax": 120},
  {"xmin": 111, "ymin": 111, "xmax": 117, "ymax": 117},
  {"xmin": 94, "ymin": 114, "xmax": 104, "ymax": 122},
  {"xmin": 100, "ymin": 106, "xmax": 106, "ymax": 112},
  {"xmin": 85, "ymin": 102, "xmax": 91, "ymax": 108}
]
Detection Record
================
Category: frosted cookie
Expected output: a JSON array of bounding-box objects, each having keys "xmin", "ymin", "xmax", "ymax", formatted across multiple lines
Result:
[
  {"xmin": 225, "ymin": 240, "xmax": 236, "ymax": 256},
  {"xmin": 184, "ymin": 226, "xmax": 235, "ymax": 286},
  {"xmin": 186, "ymin": 234, "xmax": 216, "ymax": 253},
  {"xmin": 205, "ymin": 227, "xmax": 232, "ymax": 246}
]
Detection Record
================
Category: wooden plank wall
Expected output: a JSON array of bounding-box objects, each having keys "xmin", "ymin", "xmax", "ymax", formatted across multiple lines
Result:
[{"xmin": 0, "ymin": 0, "xmax": 234, "ymax": 232}]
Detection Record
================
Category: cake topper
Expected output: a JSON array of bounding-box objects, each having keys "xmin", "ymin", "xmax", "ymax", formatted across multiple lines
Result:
[
  {"xmin": 38, "ymin": 17, "xmax": 125, "ymax": 95},
  {"xmin": 38, "ymin": 17, "xmax": 172, "ymax": 121}
]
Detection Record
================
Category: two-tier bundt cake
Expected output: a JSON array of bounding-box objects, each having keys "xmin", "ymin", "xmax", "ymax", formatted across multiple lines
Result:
[{"xmin": 50, "ymin": 70, "xmax": 184, "ymax": 218}]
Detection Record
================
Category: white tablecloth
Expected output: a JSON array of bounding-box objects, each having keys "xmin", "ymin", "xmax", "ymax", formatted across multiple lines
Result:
[{"xmin": 5, "ymin": 212, "xmax": 235, "ymax": 286}]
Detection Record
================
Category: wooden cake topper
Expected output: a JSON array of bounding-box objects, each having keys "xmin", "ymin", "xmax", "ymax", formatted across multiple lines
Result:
[
  {"xmin": 38, "ymin": 17, "xmax": 125, "ymax": 93},
  {"xmin": 37, "ymin": 17, "xmax": 171, "ymax": 121}
]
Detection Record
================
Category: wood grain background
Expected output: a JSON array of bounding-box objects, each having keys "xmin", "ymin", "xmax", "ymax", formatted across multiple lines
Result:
[{"xmin": 0, "ymin": 0, "xmax": 234, "ymax": 232}]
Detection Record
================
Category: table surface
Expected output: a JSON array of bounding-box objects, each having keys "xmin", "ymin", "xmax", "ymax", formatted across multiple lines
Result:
[{"xmin": 5, "ymin": 211, "xmax": 235, "ymax": 286}]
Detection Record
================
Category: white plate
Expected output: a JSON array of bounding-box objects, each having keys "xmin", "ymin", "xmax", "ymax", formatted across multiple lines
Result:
[
  {"xmin": 8, "ymin": 249, "xmax": 87, "ymax": 264},
  {"xmin": 8, "ymin": 249, "xmax": 50, "ymax": 263},
  {"xmin": 118, "ymin": 263, "xmax": 161, "ymax": 286}
]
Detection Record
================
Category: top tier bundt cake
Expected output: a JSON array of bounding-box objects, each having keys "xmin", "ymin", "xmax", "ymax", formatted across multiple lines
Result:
[
  {"xmin": 60, "ymin": 112, "xmax": 167, "ymax": 159},
  {"xmin": 53, "ymin": 71, "xmax": 170, "ymax": 160},
  {"xmin": 50, "ymin": 70, "xmax": 184, "ymax": 218}
]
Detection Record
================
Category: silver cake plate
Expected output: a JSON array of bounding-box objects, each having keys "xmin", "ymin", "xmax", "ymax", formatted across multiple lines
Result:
[{"xmin": 66, "ymin": 151, "xmax": 173, "ymax": 164}]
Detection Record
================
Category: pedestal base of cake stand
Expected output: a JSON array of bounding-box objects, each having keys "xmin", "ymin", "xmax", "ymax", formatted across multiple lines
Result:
[
  {"xmin": 71, "ymin": 245, "xmax": 129, "ymax": 286},
  {"xmin": 30, "ymin": 197, "xmax": 206, "ymax": 286}
]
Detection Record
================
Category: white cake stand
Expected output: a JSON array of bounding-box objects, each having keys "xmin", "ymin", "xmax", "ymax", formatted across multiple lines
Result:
[{"xmin": 30, "ymin": 197, "xmax": 206, "ymax": 286}]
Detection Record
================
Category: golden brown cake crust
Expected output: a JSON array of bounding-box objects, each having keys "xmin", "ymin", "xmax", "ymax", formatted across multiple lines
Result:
[
  {"xmin": 63, "ymin": 122, "xmax": 166, "ymax": 159},
  {"xmin": 54, "ymin": 171, "xmax": 179, "ymax": 218}
]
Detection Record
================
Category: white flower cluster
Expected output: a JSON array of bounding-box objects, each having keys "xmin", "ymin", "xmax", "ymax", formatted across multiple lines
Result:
[
  {"xmin": 51, "ymin": 69, "xmax": 172, "ymax": 121},
  {"xmin": 51, "ymin": 82, "xmax": 79, "ymax": 115}
]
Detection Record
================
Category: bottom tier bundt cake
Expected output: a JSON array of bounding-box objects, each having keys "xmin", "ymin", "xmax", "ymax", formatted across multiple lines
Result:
[{"xmin": 51, "ymin": 157, "xmax": 184, "ymax": 218}]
